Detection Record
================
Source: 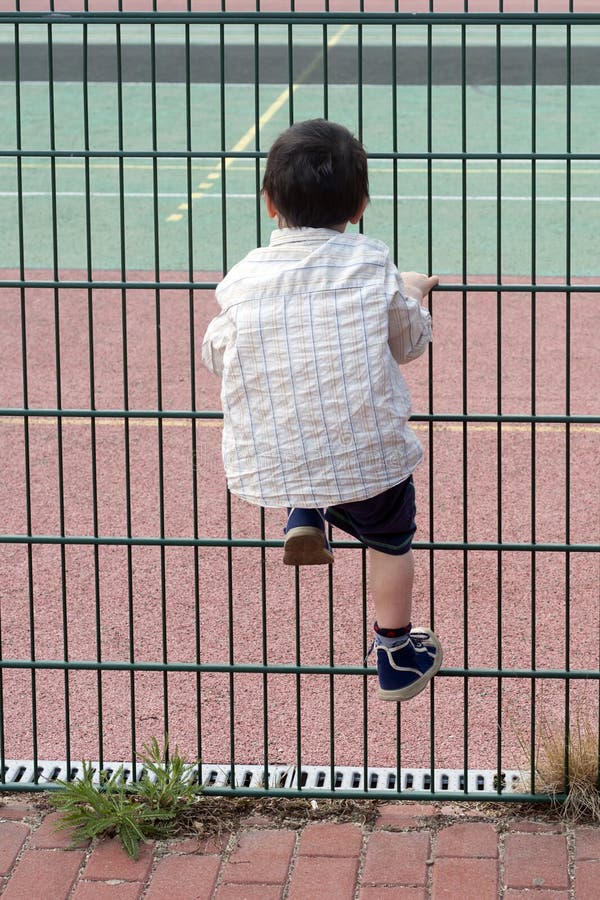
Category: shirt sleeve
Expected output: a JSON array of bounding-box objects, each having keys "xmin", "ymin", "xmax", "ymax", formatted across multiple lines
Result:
[
  {"xmin": 201, "ymin": 311, "xmax": 235, "ymax": 377},
  {"xmin": 387, "ymin": 268, "xmax": 432, "ymax": 365}
]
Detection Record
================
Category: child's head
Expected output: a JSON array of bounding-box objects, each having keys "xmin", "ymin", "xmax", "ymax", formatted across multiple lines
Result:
[{"xmin": 262, "ymin": 119, "xmax": 369, "ymax": 229}]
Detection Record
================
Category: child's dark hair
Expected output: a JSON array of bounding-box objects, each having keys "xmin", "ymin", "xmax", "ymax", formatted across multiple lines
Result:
[{"xmin": 262, "ymin": 119, "xmax": 369, "ymax": 228}]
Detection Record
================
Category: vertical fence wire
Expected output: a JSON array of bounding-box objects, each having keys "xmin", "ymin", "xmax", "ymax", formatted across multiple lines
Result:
[
  {"xmin": 114, "ymin": 5, "xmax": 138, "ymax": 775},
  {"xmin": 357, "ymin": 3, "xmax": 364, "ymax": 235},
  {"xmin": 563, "ymin": 13, "xmax": 573, "ymax": 791},
  {"xmin": 327, "ymin": 557, "xmax": 335, "ymax": 790},
  {"xmin": 529, "ymin": 12, "xmax": 538, "ymax": 794},
  {"xmin": 361, "ymin": 549, "xmax": 369, "ymax": 789},
  {"xmin": 47, "ymin": 16, "xmax": 73, "ymax": 778},
  {"xmin": 260, "ymin": 507, "xmax": 270, "ymax": 788},
  {"xmin": 14, "ymin": 7, "xmax": 41, "ymax": 782},
  {"xmin": 226, "ymin": 491, "xmax": 236, "ymax": 785},
  {"xmin": 183, "ymin": 4, "xmax": 204, "ymax": 776},
  {"xmin": 391, "ymin": 12, "xmax": 398, "ymax": 266},
  {"xmin": 288, "ymin": 1, "xmax": 294, "ymax": 125},
  {"xmin": 322, "ymin": 0, "xmax": 329, "ymax": 120},
  {"xmin": 219, "ymin": 4, "xmax": 228, "ymax": 275},
  {"xmin": 81, "ymin": 4, "xmax": 105, "ymax": 771},
  {"xmin": 254, "ymin": 7, "xmax": 262, "ymax": 250},
  {"xmin": 426, "ymin": 0, "xmax": 437, "ymax": 793},
  {"xmin": 495, "ymin": 8, "xmax": 504, "ymax": 795},
  {"xmin": 253, "ymin": 6, "xmax": 269, "ymax": 793},
  {"xmin": 149, "ymin": 6, "xmax": 170, "ymax": 746},
  {"xmin": 460, "ymin": 7, "xmax": 469, "ymax": 793},
  {"xmin": 294, "ymin": 567, "xmax": 302, "ymax": 788}
]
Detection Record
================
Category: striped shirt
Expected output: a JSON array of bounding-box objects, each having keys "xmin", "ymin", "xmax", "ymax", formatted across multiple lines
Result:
[{"xmin": 202, "ymin": 227, "xmax": 432, "ymax": 508}]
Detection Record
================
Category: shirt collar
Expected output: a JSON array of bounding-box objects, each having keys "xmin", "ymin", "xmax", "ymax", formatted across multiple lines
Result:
[{"xmin": 269, "ymin": 226, "xmax": 344, "ymax": 246}]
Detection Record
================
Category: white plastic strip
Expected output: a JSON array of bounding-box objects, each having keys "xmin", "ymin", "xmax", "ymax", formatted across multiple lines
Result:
[{"xmin": 1, "ymin": 760, "xmax": 523, "ymax": 794}]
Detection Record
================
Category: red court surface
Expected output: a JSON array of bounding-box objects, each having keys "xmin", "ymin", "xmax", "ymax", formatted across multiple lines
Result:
[
  {"xmin": 1, "ymin": 269, "xmax": 598, "ymax": 773},
  {"xmin": 12, "ymin": 1, "xmax": 600, "ymax": 13}
]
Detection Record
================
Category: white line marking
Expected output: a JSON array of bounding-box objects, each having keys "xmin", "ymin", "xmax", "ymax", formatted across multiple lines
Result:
[{"xmin": 1, "ymin": 191, "xmax": 596, "ymax": 202}]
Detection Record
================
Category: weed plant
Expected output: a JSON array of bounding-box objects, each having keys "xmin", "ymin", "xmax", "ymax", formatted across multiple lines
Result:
[
  {"xmin": 50, "ymin": 738, "xmax": 203, "ymax": 858},
  {"xmin": 526, "ymin": 716, "xmax": 600, "ymax": 822}
]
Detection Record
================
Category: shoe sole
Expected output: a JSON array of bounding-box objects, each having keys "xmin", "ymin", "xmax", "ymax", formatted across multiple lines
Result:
[
  {"xmin": 377, "ymin": 629, "xmax": 443, "ymax": 701},
  {"xmin": 283, "ymin": 527, "xmax": 334, "ymax": 566}
]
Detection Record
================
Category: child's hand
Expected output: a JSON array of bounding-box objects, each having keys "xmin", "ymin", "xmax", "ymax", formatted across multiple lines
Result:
[{"xmin": 400, "ymin": 271, "xmax": 439, "ymax": 301}]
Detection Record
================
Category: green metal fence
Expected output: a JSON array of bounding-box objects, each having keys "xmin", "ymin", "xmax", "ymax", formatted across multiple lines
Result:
[{"xmin": 0, "ymin": 1, "xmax": 599, "ymax": 802}]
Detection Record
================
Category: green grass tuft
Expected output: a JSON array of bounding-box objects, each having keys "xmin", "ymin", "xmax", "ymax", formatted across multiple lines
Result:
[{"xmin": 50, "ymin": 737, "xmax": 203, "ymax": 859}]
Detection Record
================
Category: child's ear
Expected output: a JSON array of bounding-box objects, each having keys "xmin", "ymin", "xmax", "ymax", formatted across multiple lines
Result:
[
  {"xmin": 263, "ymin": 191, "xmax": 278, "ymax": 220},
  {"xmin": 349, "ymin": 196, "xmax": 369, "ymax": 225}
]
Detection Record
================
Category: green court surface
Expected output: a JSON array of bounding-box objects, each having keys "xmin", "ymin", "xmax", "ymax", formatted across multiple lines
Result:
[
  {"xmin": 1, "ymin": 12, "xmax": 599, "ymax": 277},
  {"xmin": 1, "ymin": 81, "xmax": 599, "ymax": 275}
]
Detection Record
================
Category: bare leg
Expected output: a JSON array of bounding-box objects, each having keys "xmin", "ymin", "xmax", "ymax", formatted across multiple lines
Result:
[{"xmin": 369, "ymin": 548, "xmax": 414, "ymax": 629}]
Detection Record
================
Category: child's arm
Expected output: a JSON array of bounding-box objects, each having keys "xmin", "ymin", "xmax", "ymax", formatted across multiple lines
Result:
[
  {"xmin": 201, "ymin": 311, "xmax": 235, "ymax": 377},
  {"xmin": 388, "ymin": 271, "xmax": 437, "ymax": 364}
]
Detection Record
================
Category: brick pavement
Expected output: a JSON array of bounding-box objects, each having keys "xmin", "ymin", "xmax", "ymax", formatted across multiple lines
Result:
[{"xmin": 1, "ymin": 795, "xmax": 599, "ymax": 898}]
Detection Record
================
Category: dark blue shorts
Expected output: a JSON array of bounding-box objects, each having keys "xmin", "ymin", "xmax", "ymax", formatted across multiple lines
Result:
[{"xmin": 324, "ymin": 476, "xmax": 417, "ymax": 556}]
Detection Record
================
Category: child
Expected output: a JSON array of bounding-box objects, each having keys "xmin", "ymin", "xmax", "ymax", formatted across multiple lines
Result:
[{"xmin": 202, "ymin": 119, "xmax": 442, "ymax": 701}]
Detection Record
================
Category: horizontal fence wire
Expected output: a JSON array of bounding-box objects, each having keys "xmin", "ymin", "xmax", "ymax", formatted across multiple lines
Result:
[
  {"xmin": 2, "ymin": 12, "xmax": 600, "ymax": 26},
  {"xmin": 0, "ymin": 4, "xmax": 599, "ymax": 802}
]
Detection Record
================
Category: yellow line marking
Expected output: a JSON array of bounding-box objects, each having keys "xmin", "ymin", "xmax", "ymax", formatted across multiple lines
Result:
[
  {"xmin": 165, "ymin": 24, "xmax": 351, "ymax": 223},
  {"xmin": 1, "ymin": 417, "xmax": 598, "ymax": 435}
]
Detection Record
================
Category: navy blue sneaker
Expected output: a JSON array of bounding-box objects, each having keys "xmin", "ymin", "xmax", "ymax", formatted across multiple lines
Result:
[
  {"xmin": 283, "ymin": 508, "xmax": 334, "ymax": 566},
  {"xmin": 372, "ymin": 627, "xmax": 443, "ymax": 701}
]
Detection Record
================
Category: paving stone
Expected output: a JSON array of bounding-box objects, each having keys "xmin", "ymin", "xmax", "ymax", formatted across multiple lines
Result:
[
  {"xmin": 432, "ymin": 857, "xmax": 498, "ymax": 900},
  {"xmin": 375, "ymin": 803, "xmax": 438, "ymax": 827},
  {"xmin": 297, "ymin": 822, "xmax": 363, "ymax": 857},
  {"xmin": 287, "ymin": 855, "xmax": 359, "ymax": 900},
  {"xmin": 214, "ymin": 886, "xmax": 283, "ymax": 900},
  {"xmin": 2, "ymin": 848, "xmax": 85, "ymax": 900},
  {"xmin": 144, "ymin": 855, "xmax": 221, "ymax": 900},
  {"xmin": 505, "ymin": 891, "xmax": 570, "ymax": 899},
  {"xmin": 72, "ymin": 882, "xmax": 144, "ymax": 900},
  {"xmin": 0, "ymin": 822, "xmax": 29, "ymax": 876},
  {"xmin": 576, "ymin": 828, "xmax": 600, "ymax": 860},
  {"xmin": 504, "ymin": 833, "xmax": 569, "ymax": 890},
  {"xmin": 0, "ymin": 801, "xmax": 36, "ymax": 821},
  {"xmin": 362, "ymin": 832, "xmax": 430, "ymax": 886},
  {"xmin": 435, "ymin": 823, "xmax": 498, "ymax": 858},
  {"xmin": 83, "ymin": 838, "xmax": 155, "ymax": 882},
  {"xmin": 439, "ymin": 805, "xmax": 465, "ymax": 816},
  {"xmin": 360, "ymin": 888, "xmax": 427, "ymax": 900},
  {"xmin": 221, "ymin": 829, "xmax": 295, "ymax": 885},
  {"xmin": 506, "ymin": 819, "xmax": 566, "ymax": 833},
  {"xmin": 29, "ymin": 811, "xmax": 89, "ymax": 850},
  {"xmin": 168, "ymin": 834, "xmax": 231, "ymax": 856},
  {"xmin": 574, "ymin": 858, "xmax": 600, "ymax": 900}
]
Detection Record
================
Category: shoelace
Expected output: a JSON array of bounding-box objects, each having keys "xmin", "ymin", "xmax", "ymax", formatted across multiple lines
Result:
[
  {"xmin": 364, "ymin": 635, "xmax": 413, "ymax": 666},
  {"xmin": 364, "ymin": 639, "xmax": 376, "ymax": 665}
]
